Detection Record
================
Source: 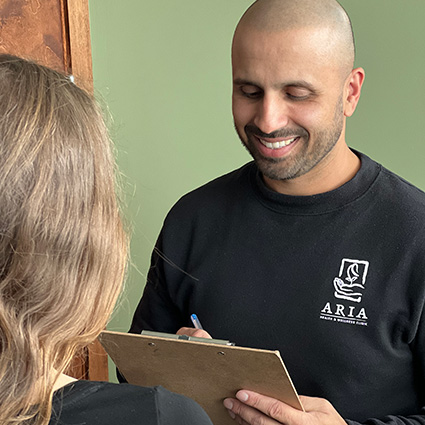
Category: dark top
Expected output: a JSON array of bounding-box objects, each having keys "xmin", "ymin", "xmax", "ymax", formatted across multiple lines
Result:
[
  {"xmin": 49, "ymin": 380, "xmax": 213, "ymax": 425},
  {"xmin": 129, "ymin": 151, "xmax": 425, "ymax": 424}
]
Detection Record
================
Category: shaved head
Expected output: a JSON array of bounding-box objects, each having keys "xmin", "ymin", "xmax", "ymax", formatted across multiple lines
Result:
[
  {"xmin": 234, "ymin": 0, "xmax": 355, "ymax": 75},
  {"xmin": 231, "ymin": 0, "xmax": 365, "ymax": 193}
]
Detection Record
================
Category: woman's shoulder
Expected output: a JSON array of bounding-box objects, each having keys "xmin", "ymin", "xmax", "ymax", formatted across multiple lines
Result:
[{"xmin": 51, "ymin": 380, "xmax": 213, "ymax": 425}]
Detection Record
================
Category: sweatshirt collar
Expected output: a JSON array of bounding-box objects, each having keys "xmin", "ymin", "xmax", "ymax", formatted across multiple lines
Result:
[{"xmin": 251, "ymin": 150, "xmax": 381, "ymax": 215}]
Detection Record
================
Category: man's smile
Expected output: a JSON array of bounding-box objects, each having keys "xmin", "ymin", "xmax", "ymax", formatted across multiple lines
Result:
[{"xmin": 257, "ymin": 136, "xmax": 299, "ymax": 150}]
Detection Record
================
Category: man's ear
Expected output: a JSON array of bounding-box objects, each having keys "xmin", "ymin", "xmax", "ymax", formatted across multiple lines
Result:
[{"xmin": 344, "ymin": 67, "xmax": 365, "ymax": 117}]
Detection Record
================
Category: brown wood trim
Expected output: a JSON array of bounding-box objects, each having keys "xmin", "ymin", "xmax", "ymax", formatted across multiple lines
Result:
[
  {"xmin": 65, "ymin": 348, "xmax": 89, "ymax": 380},
  {"xmin": 60, "ymin": 0, "xmax": 72, "ymax": 74},
  {"xmin": 0, "ymin": 0, "xmax": 67, "ymax": 73},
  {"xmin": 64, "ymin": 0, "xmax": 108, "ymax": 381},
  {"xmin": 88, "ymin": 339, "xmax": 109, "ymax": 381},
  {"xmin": 66, "ymin": 0, "xmax": 93, "ymax": 92},
  {"xmin": 65, "ymin": 339, "xmax": 109, "ymax": 381}
]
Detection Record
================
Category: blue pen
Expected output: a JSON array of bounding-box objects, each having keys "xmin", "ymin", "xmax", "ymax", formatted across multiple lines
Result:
[{"xmin": 190, "ymin": 313, "xmax": 204, "ymax": 330}]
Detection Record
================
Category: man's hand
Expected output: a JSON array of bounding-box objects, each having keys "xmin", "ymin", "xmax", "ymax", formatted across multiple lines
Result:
[
  {"xmin": 223, "ymin": 390, "xmax": 346, "ymax": 425},
  {"xmin": 176, "ymin": 327, "xmax": 212, "ymax": 339}
]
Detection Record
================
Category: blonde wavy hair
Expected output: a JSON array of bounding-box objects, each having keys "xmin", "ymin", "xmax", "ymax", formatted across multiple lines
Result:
[{"xmin": 0, "ymin": 55, "xmax": 128, "ymax": 425}]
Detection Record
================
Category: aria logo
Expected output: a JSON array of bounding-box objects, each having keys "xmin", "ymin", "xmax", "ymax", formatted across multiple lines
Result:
[
  {"xmin": 333, "ymin": 258, "xmax": 369, "ymax": 303},
  {"xmin": 320, "ymin": 258, "xmax": 369, "ymax": 327}
]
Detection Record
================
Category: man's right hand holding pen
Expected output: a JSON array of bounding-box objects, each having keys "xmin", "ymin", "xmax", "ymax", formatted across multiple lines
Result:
[{"xmin": 176, "ymin": 313, "xmax": 212, "ymax": 339}]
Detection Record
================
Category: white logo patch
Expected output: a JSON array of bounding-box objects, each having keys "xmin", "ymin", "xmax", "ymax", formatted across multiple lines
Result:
[
  {"xmin": 333, "ymin": 258, "xmax": 369, "ymax": 303},
  {"xmin": 319, "ymin": 258, "xmax": 369, "ymax": 327}
]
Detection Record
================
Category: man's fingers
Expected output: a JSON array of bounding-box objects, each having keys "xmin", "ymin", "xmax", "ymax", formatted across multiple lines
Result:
[
  {"xmin": 235, "ymin": 390, "xmax": 299, "ymax": 423},
  {"xmin": 224, "ymin": 393, "xmax": 346, "ymax": 425},
  {"xmin": 224, "ymin": 397, "xmax": 279, "ymax": 425},
  {"xmin": 176, "ymin": 327, "xmax": 212, "ymax": 338}
]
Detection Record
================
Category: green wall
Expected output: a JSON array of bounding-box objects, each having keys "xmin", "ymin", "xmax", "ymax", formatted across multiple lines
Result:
[{"xmin": 88, "ymin": 1, "xmax": 425, "ymax": 378}]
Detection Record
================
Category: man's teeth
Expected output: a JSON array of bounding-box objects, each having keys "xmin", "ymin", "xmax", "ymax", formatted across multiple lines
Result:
[{"xmin": 259, "ymin": 137, "xmax": 297, "ymax": 149}]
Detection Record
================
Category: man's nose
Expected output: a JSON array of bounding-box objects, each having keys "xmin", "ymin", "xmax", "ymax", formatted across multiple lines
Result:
[{"xmin": 253, "ymin": 95, "xmax": 290, "ymax": 135}]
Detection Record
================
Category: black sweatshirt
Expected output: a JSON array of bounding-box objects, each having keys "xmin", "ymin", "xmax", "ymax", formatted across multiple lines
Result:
[
  {"xmin": 49, "ymin": 381, "xmax": 213, "ymax": 425},
  {"xmin": 130, "ymin": 151, "xmax": 425, "ymax": 424}
]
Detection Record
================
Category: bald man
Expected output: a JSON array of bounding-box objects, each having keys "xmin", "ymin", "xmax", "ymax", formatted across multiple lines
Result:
[
  {"xmin": 128, "ymin": 1, "xmax": 425, "ymax": 424},
  {"xmin": 231, "ymin": 0, "xmax": 362, "ymax": 197}
]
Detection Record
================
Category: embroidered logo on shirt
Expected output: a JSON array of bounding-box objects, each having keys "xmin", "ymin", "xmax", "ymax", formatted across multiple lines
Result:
[
  {"xmin": 319, "ymin": 258, "xmax": 369, "ymax": 327},
  {"xmin": 333, "ymin": 258, "xmax": 369, "ymax": 303}
]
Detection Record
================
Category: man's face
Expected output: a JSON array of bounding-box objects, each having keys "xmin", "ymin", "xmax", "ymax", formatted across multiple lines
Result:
[{"xmin": 232, "ymin": 27, "xmax": 348, "ymax": 182}]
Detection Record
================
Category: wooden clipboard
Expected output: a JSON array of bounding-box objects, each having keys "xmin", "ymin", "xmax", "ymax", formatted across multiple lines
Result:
[{"xmin": 99, "ymin": 330, "xmax": 302, "ymax": 425}]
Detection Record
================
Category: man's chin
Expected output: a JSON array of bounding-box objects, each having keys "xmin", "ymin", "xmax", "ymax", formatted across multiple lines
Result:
[
  {"xmin": 254, "ymin": 158, "xmax": 298, "ymax": 182},
  {"xmin": 241, "ymin": 139, "xmax": 300, "ymax": 180}
]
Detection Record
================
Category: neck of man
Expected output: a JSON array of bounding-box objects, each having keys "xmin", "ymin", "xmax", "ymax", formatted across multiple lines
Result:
[{"xmin": 262, "ymin": 142, "xmax": 361, "ymax": 196}]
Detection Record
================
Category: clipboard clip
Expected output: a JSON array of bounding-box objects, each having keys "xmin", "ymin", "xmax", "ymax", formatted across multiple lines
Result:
[{"xmin": 141, "ymin": 330, "xmax": 235, "ymax": 346}]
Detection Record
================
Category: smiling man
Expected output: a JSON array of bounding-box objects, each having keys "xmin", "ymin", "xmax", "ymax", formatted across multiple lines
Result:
[
  {"xmin": 128, "ymin": 1, "xmax": 425, "ymax": 424},
  {"xmin": 231, "ymin": 0, "xmax": 363, "ymax": 196}
]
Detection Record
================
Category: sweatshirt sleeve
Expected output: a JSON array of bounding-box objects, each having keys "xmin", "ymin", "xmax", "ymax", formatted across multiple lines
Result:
[
  {"xmin": 129, "ymin": 231, "xmax": 187, "ymax": 335},
  {"xmin": 346, "ymin": 411, "xmax": 425, "ymax": 425}
]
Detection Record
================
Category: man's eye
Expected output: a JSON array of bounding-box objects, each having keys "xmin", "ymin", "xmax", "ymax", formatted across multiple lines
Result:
[
  {"xmin": 286, "ymin": 89, "xmax": 311, "ymax": 101},
  {"xmin": 286, "ymin": 93, "xmax": 309, "ymax": 100},
  {"xmin": 240, "ymin": 87, "xmax": 262, "ymax": 99}
]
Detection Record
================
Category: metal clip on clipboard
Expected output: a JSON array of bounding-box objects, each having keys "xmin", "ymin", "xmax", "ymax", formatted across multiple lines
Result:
[{"xmin": 141, "ymin": 330, "xmax": 235, "ymax": 346}]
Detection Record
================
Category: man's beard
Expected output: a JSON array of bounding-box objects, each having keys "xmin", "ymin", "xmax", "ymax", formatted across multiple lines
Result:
[{"xmin": 235, "ymin": 97, "xmax": 344, "ymax": 181}]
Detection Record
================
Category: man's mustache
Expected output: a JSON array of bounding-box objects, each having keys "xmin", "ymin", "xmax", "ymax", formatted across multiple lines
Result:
[{"xmin": 245, "ymin": 124, "xmax": 308, "ymax": 139}]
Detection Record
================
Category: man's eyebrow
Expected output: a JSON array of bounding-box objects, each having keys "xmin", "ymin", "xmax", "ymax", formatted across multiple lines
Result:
[{"xmin": 233, "ymin": 78, "xmax": 259, "ymax": 86}]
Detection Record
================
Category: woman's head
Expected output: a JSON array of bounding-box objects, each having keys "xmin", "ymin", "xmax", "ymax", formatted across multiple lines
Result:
[{"xmin": 0, "ymin": 54, "xmax": 128, "ymax": 424}]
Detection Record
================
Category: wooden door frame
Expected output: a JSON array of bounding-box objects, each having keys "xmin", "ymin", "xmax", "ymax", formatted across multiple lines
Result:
[
  {"xmin": 65, "ymin": 0, "xmax": 108, "ymax": 381},
  {"xmin": 66, "ymin": 0, "xmax": 93, "ymax": 93}
]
